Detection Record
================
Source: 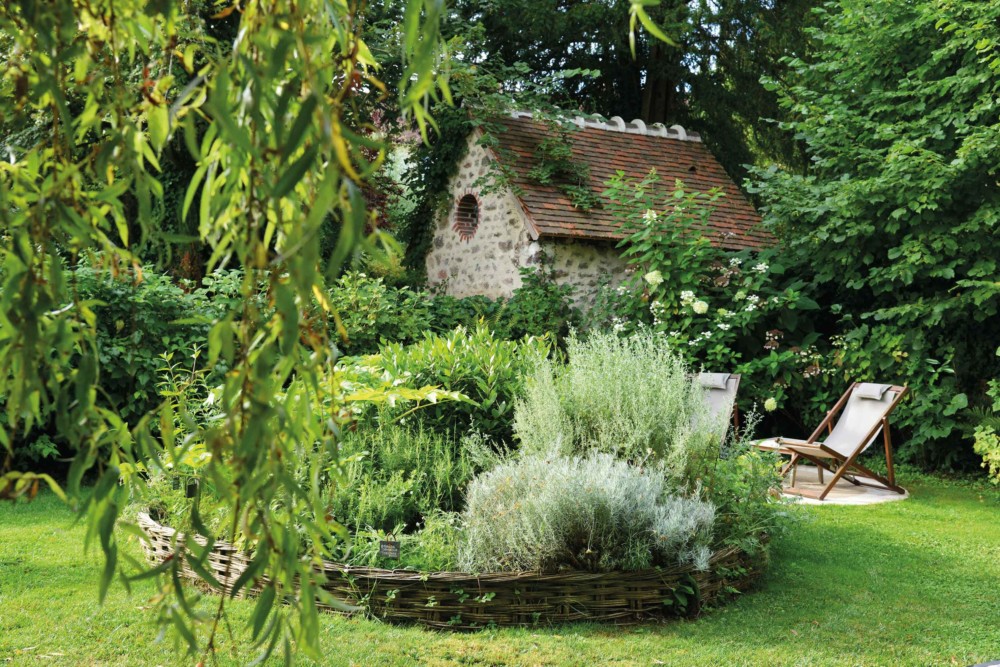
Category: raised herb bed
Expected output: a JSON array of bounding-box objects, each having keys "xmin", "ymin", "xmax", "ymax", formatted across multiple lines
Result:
[{"xmin": 137, "ymin": 513, "xmax": 764, "ymax": 630}]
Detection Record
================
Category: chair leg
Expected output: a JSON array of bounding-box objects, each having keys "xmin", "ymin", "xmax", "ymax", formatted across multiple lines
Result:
[
  {"xmin": 844, "ymin": 459, "xmax": 906, "ymax": 494},
  {"xmin": 883, "ymin": 419, "xmax": 896, "ymax": 487},
  {"xmin": 780, "ymin": 453, "xmax": 800, "ymax": 488},
  {"xmin": 816, "ymin": 462, "xmax": 853, "ymax": 500}
]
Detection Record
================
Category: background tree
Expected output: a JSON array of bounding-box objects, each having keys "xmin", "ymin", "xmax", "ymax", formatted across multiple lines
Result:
[
  {"xmin": 444, "ymin": 0, "xmax": 819, "ymax": 179},
  {"xmin": 749, "ymin": 0, "xmax": 1000, "ymax": 467}
]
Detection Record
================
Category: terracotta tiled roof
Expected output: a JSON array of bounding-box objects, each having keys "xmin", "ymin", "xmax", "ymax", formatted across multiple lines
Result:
[{"xmin": 487, "ymin": 114, "xmax": 772, "ymax": 250}]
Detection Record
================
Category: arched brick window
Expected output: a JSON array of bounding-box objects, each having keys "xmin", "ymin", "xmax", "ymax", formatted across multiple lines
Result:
[{"xmin": 453, "ymin": 193, "xmax": 480, "ymax": 241}]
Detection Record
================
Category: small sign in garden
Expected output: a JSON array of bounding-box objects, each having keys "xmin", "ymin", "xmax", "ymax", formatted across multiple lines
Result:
[{"xmin": 378, "ymin": 538, "xmax": 401, "ymax": 560}]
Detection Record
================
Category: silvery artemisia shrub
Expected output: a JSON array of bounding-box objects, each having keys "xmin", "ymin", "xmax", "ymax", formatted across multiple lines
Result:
[{"xmin": 459, "ymin": 451, "xmax": 715, "ymax": 573}]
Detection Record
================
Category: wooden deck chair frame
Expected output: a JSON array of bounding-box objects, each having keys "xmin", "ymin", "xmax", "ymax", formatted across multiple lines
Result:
[{"xmin": 773, "ymin": 383, "xmax": 908, "ymax": 501}]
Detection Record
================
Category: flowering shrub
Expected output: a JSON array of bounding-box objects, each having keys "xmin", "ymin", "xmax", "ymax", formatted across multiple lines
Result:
[{"xmin": 594, "ymin": 170, "xmax": 824, "ymax": 421}]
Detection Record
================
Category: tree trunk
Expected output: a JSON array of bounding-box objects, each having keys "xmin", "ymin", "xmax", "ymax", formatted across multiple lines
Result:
[{"xmin": 641, "ymin": 41, "xmax": 678, "ymax": 123}]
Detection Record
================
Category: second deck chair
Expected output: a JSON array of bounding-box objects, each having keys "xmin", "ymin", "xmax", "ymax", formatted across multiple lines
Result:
[
  {"xmin": 696, "ymin": 373, "xmax": 741, "ymax": 443},
  {"xmin": 756, "ymin": 382, "xmax": 908, "ymax": 500}
]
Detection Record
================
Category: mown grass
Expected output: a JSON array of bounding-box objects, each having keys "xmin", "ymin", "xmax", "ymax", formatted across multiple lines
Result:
[{"xmin": 2, "ymin": 477, "xmax": 999, "ymax": 666}]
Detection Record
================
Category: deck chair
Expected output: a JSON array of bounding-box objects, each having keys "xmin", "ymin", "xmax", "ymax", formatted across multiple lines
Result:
[
  {"xmin": 756, "ymin": 382, "xmax": 908, "ymax": 501},
  {"xmin": 696, "ymin": 373, "xmax": 741, "ymax": 443}
]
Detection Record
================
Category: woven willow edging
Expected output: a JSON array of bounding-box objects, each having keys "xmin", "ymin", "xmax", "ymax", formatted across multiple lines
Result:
[{"xmin": 137, "ymin": 512, "xmax": 764, "ymax": 630}]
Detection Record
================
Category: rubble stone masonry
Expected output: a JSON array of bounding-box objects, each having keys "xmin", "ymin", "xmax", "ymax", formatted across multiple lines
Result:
[{"xmin": 425, "ymin": 134, "xmax": 628, "ymax": 305}]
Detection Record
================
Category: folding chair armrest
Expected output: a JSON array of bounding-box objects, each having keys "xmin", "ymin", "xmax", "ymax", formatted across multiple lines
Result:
[{"xmin": 775, "ymin": 437, "xmax": 814, "ymax": 446}]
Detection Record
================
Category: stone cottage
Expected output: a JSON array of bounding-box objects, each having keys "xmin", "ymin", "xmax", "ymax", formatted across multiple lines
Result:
[{"xmin": 424, "ymin": 111, "xmax": 770, "ymax": 302}]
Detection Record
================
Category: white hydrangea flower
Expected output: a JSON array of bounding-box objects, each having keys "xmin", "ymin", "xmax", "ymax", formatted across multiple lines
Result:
[
  {"xmin": 734, "ymin": 290, "xmax": 747, "ymax": 301},
  {"xmin": 643, "ymin": 209, "xmax": 658, "ymax": 222},
  {"xmin": 746, "ymin": 303, "xmax": 757, "ymax": 312},
  {"xmin": 692, "ymin": 300, "xmax": 709, "ymax": 315},
  {"xmin": 680, "ymin": 290, "xmax": 696, "ymax": 305},
  {"xmin": 764, "ymin": 397, "xmax": 778, "ymax": 412},
  {"xmin": 754, "ymin": 263, "xmax": 769, "ymax": 273},
  {"xmin": 747, "ymin": 294, "xmax": 760, "ymax": 303},
  {"xmin": 729, "ymin": 257, "xmax": 743, "ymax": 267},
  {"xmin": 644, "ymin": 270, "xmax": 664, "ymax": 286},
  {"xmin": 717, "ymin": 323, "xmax": 731, "ymax": 331}
]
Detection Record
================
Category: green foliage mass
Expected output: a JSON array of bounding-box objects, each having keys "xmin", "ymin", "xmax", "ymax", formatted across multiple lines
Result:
[
  {"xmin": 327, "ymin": 272, "xmax": 433, "ymax": 354},
  {"xmin": 327, "ymin": 267, "xmax": 578, "ymax": 356},
  {"xmin": 368, "ymin": 324, "xmax": 550, "ymax": 443},
  {"xmin": 330, "ymin": 423, "xmax": 474, "ymax": 534},
  {"xmin": 748, "ymin": 0, "xmax": 1000, "ymax": 467},
  {"xmin": 972, "ymin": 351, "xmax": 1000, "ymax": 483}
]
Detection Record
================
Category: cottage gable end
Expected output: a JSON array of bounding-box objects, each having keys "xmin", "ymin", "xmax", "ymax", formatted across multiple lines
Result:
[{"xmin": 424, "ymin": 133, "xmax": 536, "ymax": 298}]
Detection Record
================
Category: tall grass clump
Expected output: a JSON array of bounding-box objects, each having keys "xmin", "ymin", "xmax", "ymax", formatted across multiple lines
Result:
[
  {"xmin": 514, "ymin": 331, "xmax": 723, "ymax": 486},
  {"xmin": 459, "ymin": 451, "xmax": 715, "ymax": 573}
]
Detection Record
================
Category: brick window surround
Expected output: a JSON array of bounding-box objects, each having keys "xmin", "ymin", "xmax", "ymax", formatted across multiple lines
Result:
[{"xmin": 453, "ymin": 193, "xmax": 480, "ymax": 241}]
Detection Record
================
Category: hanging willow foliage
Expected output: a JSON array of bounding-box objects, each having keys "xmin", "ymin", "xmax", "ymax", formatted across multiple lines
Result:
[{"xmin": 0, "ymin": 0, "xmax": 449, "ymax": 660}]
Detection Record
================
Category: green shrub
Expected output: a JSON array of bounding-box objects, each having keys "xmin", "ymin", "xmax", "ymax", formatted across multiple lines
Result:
[
  {"xmin": 459, "ymin": 451, "xmax": 716, "ymax": 573},
  {"xmin": 372, "ymin": 324, "xmax": 550, "ymax": 442},
  {"xmin": 514, "ymin": 330, "xmax": 722, "ymax": 485},
  {"xmin": 5, "ymin": 262, "xmax": 224, "ymax": 467},
  {"xmin": 331, "ymin": 423, "xmax": 475, "ymax": 533},
  {"xmin": 703, "ymin": 411, "xmax": 789, "ymax": 555},
  {"xmin": 503, "ymin": 265, "xmax": 579, "ymax": 341},
  {"xmin": 427, "ymin": 293, "xmax": 504, "ymax": 334},
  {"xmin": 327, "ymin": 272, "xmax": 432, "ymax": 354},
  {"xmin": 342, "ymin": 510, "xmax": 463, "ymax": 571},
  {"xmin": 973, "ymin": 377, "xmax": 1000, "ymax": 484},
  {"xmin": 74, "ymin": 263, "xmax": 219, "ymax": 421}
]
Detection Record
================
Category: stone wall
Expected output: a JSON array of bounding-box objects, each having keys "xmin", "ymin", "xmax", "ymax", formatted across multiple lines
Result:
[
  {"xmin": 425, "ymin": 134, "xmax": 532, "ymax": 299},
  {"xmin": 425, "ymin": 133, "xmax": 630, "ymax": 306},
  {"xmin": 540, "ymin": 238, "xmax": 630, "ymax": 306}
]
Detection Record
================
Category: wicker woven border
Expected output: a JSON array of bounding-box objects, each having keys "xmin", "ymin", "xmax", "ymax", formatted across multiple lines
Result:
[{"xmin": 137, "ymin": 512, "xmax": 764, "ymax": 630}]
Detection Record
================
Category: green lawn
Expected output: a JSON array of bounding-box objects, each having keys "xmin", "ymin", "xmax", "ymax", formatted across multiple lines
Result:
[{"xmin": 2, "ymin": 478, "xmax": 999, "ymax": 666}]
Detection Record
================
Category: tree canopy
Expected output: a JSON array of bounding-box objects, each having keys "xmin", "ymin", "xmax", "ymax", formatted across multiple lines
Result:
[
  {"xmin": 749, "ymin": 0, "xmax": 1000, "ymax": 466},
  {"xmin": 440, "ymin": 0, "xmax": 820, "ymax": 178}
]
